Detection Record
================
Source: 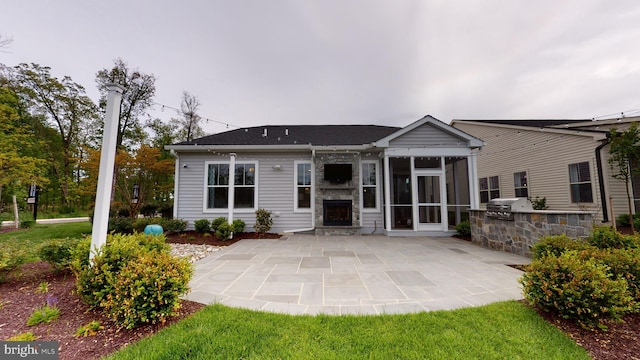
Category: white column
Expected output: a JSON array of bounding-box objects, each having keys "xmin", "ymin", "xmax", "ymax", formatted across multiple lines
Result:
[
  {"xmin": 228, "ymin": 153, "xmax": 236, "ymax": 226},
  {"xmin": 90, "ymin": 83, "xmax": 125, "ymax": 261},
  {"xmin": 384, "ymin": 155, "xmax": 391, "ymax": 231},
  {"xmin": 468, "ymin": 153, "xmax": 480, "ymax": 209}
]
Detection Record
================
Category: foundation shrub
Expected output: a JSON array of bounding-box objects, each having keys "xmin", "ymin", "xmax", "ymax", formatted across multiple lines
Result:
[
  {"xmin": 531, "ymin": 234, "xmax": 592, "ymax": 260},
  {"xmin": 194, "ymin": 219, "xmax": 211, "ymax": 233},
  {"xmin": 588, "ymin": 225, "xmax": 638, "ymax": 249},
  {"xmin": 254, "ymin": 208, "xmax": 273, "ymax": 235},
  {"xmin": 211, "ymin": 217, "xmax": 227, "ymax": 233},
  {"xmin": 102, "ymin": 251, "xmax": 193, "ymax": 329},
  {"xmin": 232, "ymin": 219, "xmax": 246, "ymax": 233},
  {"xmin": 215, "ymin": 222, "xmax": 232, "ymax": 240},
  {"xmin": 133, "ymin": 218, "xmax": 156, "ymax": 233},
  {"xmin": 520, "ymin": 250, "xmax": 633, "ymax": 329},
  {"xmin": 617, "ymin": 214, "xmax": 631, "ymax": 227},
  {"xmin": 455, "ymin": 220, "xmax": 470, "ymax": 237},
  {"xmin": 161, "ymin": 219, "xmax": 187, "ymax": 233}
]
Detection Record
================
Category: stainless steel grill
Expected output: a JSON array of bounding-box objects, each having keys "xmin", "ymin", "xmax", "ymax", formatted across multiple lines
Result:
[{"xmin": 486, "ymin": 198, "xmax": 533, "ymax": 220}]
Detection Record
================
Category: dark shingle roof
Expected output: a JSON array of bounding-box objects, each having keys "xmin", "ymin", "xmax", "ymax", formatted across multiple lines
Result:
[
  {"xmin": 465, "ymin": 119, "xmax": 590, "ymax": 128},
  {"xmin": 176, "ymin": 125, "xmax": 401, "ymax": 146}
]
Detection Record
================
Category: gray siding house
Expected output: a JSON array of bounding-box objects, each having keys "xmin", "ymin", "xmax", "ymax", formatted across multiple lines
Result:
[
  {"xmin": 451, "ymin": 116, "xmax": 640, "ymax": 224},
  {"xmin": 166, "ymin": 115, "xmax": 483, "ymax": 236}
]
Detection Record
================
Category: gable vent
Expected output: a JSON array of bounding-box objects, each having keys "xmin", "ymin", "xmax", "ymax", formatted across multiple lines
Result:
[{"xmin": 262, "ymin": 128, "xmax": 268, "ymax": 137}]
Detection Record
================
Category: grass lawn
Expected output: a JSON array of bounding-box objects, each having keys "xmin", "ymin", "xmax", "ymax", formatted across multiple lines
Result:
[
  {"xmin": 0, "ymin": 221, "xmax": 91, "ymax": 261},
  {"xmin": 106, "ymin": 302, "xmax": 590, "ymax": 360}
]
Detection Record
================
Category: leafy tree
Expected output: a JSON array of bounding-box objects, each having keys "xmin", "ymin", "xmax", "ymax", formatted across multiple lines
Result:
[
  {"xmin": 95, "ymin": 58, "xmax": 156, "ymax": 149},
  {"xmin": 82, "ymin": 146, "xmax": 174, "ymax": 217},
  {"xmin": 13, "ymin": 63, "xmax": 97, "ymax": 207},
  {"xmin": 177, "ymin": 91, "xmax": 205, "ymax": 142},
  {"xmin": 608, "ymin": 123, "xmax": 640, "ymax": 233},
  {"xmin": 147, "ymin": 117, "xmax": 179, "ymax": 159},
  {"xmin": 0, "ymin": 87, "xmax": 48, "ymax": 211}
]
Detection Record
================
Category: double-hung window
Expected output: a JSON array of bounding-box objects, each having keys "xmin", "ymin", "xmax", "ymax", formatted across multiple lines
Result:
[
  {"xmin": 479, "ymin": 176, "xmax": 500, "ymax": 203},
  {"xmin": 295, "ymin": 161, "xmax": 312, "ymax": 211},
  {"xmin": 362, "ymin": 161, "xmax": 379, "ymax": 211},
  {"xmin": 205, "ymin": 161, "xmax": 257, "ymax": 210},
  {"xmin": 514, "ymin": 171, "xmax": 528, "ymax": 198},
  {"xmin": 569, "ymin": 162, "xmax": 593, "ymax": 203}
]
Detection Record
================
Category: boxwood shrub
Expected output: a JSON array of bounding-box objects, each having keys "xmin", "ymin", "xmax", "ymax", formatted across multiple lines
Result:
[
  {"xmin": 38, "ymin": 238, "xmax": 77, "ymax": 271},
  {"xmin": 194, "ymin": 219, "xmax": 211, "ymax": 233}
]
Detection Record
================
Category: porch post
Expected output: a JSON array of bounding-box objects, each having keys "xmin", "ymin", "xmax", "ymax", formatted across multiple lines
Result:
[
  {"xmin": 384, "ymin": 154, "xmax": 391, "ymax": 230},
  {"xmin": 468, "ymin": 153, "xmax": 480, "ymax": 208},
  {"xmin": 228, "ymin": 153, "xmax": 236, "ymax": 226}
]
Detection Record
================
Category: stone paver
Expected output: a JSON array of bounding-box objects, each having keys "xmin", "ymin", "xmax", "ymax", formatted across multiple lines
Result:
[{"xmin": 185, "ymin": 234, "xmax": 530, "ymax": 315}]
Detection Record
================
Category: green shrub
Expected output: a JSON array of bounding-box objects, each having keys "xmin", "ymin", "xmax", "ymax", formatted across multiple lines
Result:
[
  {"xmin": 588, "ymin": 225, "xmax": 637, "ymax": 249},
  {"xmin": 38, "ymin": 238, "xmax": 76, "ymax": 271},
  {"xmin": 531, "ymin": 234, "xmax": 592, "ymax": 260},
  {"xmin": 0, "ymin": 242, "xmax": 29, "ymax": 282},
  {"xmin": 71, "ymin": 233, "xmax": 170, "ymax": 308},
  {"xmin": 194, "ymin": 219, "xmax": 211, "ymax": 233},
  {"xmin": 254, "ymin": 208, "xmax": 273, "ymax": 235},
  {"xmin": 102, "ymin": 251, "xmax": 193, "ymax": 329},
  {"xmin": 455, "ymin": 220, "xmax": 470, "ymax": 237},
  {"xmin": 232, "ymin": 219, "xmax": 246, "ymax": 233},
  {"xmin": 72, "ymin": 233, "xmax": 189, "ymax": 329},
  {"xmin": 211, "ymin": 217, "xmax": 227, "ymax": 233},
  {"xmin": 108, "ymin": 217, "xmax": 134, "ymax": 234},
  {"xmin": 590, "ymin": 248, "xmax": 640, "ymax": 308},
  {"xmin": 215, "ymin": 222, "xmax": 232, "ymax": 240},
  {"xmin": 161, "ymin": 218, "xmax": 187, "ymax": 233},
  {"xmin": 20, "ymin": 220, "xmax": 35, "ymax": 228},
  {"xmin": 520, "ymin": 250, "xmax": 633, "ymax": 329},
  {"xmin": 617, "ymin": 214, "xmax": 631, "ymax": 227}
]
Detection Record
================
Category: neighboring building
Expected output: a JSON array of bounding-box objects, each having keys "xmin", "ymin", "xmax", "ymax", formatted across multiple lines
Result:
[
  {"xmin": 166, "ymin": 115, "xmax": 483, "ymax": 236},
  {"xmin": 451, "ymin": 116, "xmax": 640, "ymax": 224}
]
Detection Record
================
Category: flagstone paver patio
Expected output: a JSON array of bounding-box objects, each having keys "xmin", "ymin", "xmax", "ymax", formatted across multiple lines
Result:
[{"xmin": 185, "ymin": 234, "xmax": 530, "ymax": 315}]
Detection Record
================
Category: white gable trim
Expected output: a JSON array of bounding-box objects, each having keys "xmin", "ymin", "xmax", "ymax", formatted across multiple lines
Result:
[{"xmin": 374, "ymin": 115, "xmax": 484, "ymax": 148}]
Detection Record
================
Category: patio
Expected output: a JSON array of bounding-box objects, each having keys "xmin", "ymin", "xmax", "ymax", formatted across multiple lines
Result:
[{"xmin": 185, "ymin": 234, "xmax": 530, "ymax": 315}]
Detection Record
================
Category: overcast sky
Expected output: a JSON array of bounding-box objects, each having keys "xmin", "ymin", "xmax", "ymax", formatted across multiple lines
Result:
[{"xmin": 2, "ymin": 1, "xmax": 640, "ymax": 134}]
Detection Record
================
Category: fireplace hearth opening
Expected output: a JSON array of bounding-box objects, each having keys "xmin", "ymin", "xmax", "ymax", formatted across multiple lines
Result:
[{"xmin": 323, "ymin": 200, "xmax": 352, "ymax": 226}]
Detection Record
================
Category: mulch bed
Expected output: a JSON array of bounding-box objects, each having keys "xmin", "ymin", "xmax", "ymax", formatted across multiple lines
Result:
[{"xmin": 1, "ymin": 228, "xmax": 639, "ymax": 359}]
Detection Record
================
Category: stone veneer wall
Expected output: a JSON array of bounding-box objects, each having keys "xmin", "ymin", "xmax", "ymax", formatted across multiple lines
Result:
[
  {"xmin": 315, "ymin": 152, "xmax": 361, "ymax": 236},
  {"xmin": 470, "ymin": 210, "xmax": 594, "ymax": 258}
]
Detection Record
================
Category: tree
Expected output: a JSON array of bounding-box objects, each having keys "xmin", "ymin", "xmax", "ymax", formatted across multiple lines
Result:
[
  {"xmin": 0, "ymin": 86, "xmax": 48, "ymax": 212},
  {"xmin": 177, "ymin": 91, "xmax": 205, "ymax": 142},
  {"xmin": 608, "ymin": 123, "xmax": 640, "ymax": 233},
  {"xmin": 95, "ymin": 58, "xmax": 156, "ymax": 149},
  {"xmin": 13, "ymin": 63, "xmax": 98, "ymax": 207},
  {"xmin": 82, "ymin": 146, "xmax": 174, "ymax": 217},
  {"xmin": 0, "ymin": 34, "xmax": 12, "ymax": 51}
]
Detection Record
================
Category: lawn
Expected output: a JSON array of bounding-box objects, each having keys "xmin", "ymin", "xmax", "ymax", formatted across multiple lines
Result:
[
  {"xmin": 0, "ymin": 221, "xmax": 91, "ymax": 261},
  {"xmin": 106, "ymin": 302, "xmax": 589, "ymax": 360}
]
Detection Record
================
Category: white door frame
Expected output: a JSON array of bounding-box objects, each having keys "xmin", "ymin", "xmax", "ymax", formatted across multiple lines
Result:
[{"xmin": 412, "ymin": 169, "xmax": 448, "ymax": 231}]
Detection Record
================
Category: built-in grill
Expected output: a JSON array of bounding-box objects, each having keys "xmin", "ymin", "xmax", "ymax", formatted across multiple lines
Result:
[{"xmin": 486, "ymin": 198, "xmax": 533, "ymax": 220}]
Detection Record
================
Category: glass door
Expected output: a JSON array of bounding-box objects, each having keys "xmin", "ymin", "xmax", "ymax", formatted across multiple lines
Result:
[{"xmin": 415, "ymin": 173, "xmax": 443, "ymax": 230}]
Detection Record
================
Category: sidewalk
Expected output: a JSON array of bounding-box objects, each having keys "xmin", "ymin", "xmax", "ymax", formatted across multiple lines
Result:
[{"xmin": 1, "ymin": 217, "xmax": 90, "ymax": 228}]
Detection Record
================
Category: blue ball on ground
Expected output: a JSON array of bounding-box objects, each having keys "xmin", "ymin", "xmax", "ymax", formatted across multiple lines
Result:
[{"xmin": 144, "ymin": 224, "xmax": 164, "ymax": 236}]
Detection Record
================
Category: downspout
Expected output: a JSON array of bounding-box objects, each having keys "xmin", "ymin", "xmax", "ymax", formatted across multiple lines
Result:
[
  {"xmin": 228, "ymin": 153, "xmax": 236, "ymax": 238},
  {"xmin": 171, "ymin": 149, "xmax": 179, "ymax": 219},
  {"xmin": 284, "ymin": 149, "xmax": 316, "ymax": 233},
  {"xmin": 595, "ymin": 139, "xmax": 609, "ymax": 223}
]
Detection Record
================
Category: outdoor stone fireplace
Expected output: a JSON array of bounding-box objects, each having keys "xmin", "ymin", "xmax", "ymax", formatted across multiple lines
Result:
[{"xmin": 315, "ymin": 152, "xmax": 361, "ymax": 235}]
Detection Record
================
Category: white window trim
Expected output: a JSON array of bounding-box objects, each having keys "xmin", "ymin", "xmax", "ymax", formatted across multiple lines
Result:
[
  {"xmin": 203, "ymin": 160, "xmax": 259, "ymax": 213},
  {"xmin": 568, "ymin": 161, "xmax": 594, "ymax": 204},
  {"xmin": 294, "ymin": 160, "xmax": 313, "ymax": 213},
  {"xmin": 361, "ymin": 160, "xmax": 381, "ymax": 212}
]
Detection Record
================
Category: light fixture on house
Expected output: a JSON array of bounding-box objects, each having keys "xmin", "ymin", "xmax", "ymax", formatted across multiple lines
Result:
[
  {"xmin": 182, "ymin": 164, "xmax": 188, "ymax": 168},
  {"xmin": 272, "ymin": 165, "xmax": 282, "ymax": 170}
]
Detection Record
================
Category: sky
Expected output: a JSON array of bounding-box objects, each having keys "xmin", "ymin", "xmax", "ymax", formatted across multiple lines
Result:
[{"xmin": 2, "ymin": 0, "xmax": 640, "ymax": 135}]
